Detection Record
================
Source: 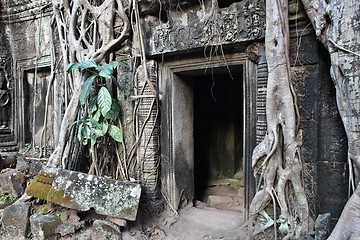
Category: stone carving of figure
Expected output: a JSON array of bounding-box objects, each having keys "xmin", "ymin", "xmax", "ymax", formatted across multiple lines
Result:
[{"xmin": 0, "ymin": 71, "xmax": 9, "ymax": 129}]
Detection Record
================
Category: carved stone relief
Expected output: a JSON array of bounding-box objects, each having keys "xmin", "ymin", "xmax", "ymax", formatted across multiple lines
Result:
[
  {"xmin": 144, "ymin": 0, "xmax": 265, "ymax": 56},
  {"xmin": 0, "ymin": 0, "xmax": 52, "ymax": 22},
  {"xmin": 0, "ymin": 23, "xmax": 16, "ymax": 150},
  {"xmin": 0, "ymin": 0, "xmax": 53, "ymax": 151},
  {"xmin": 135, "ymin": 61, "xmax": 160, "ymax": 202},
  {"xmin": 0, "ymin": 59, "xmax": 10, "ymax": 130}
]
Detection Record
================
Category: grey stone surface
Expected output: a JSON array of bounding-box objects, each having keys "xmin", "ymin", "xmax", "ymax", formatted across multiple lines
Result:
[
  {"xmin": 56, "ymin": 223, "xmax": 76, "ymax": 237},
  {"xmin": 1, "ymin": 202, "xmax": 31, "ymax": 238},
  {"xmin": 0, "ymin": 154, "xmax": 17, "ymax": 171},
  {"xmin": 16, "ymin": 156, "xmax": 44, "ymax": 177},
  {"xmin": 15, "ymin": 156, "xmax": 29, "ymax": 173},
  {"xmin": 315, "ymin": 213, "xmax": 331, "ymax": 240},
  {"xmin": 92, "ymin": 219, "xmax": 122, "ymax": 240},
  {"xmin": 106, "ymin": 216, "xmax": 127, "ymax": 227},
  {"xmin": 143, "ymin": 0, "xmax": 265, "ymax": 56},
  {"xmin": 30, "ymin": 213, "xmax": 62, "ymax": 240},
  {"xmin": 0, "ymin": 169, "xmax": 26, "ymax": 196},
  {"xmin": 317, "ymin": 162, "xmax": 348, "ymax": 219},
  {"xmin": 26, "ymin": 167, "xmax": 141, "ymax": 221}
]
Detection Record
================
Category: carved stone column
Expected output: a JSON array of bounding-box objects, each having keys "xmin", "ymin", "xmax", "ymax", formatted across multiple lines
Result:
[{"xmin": 135, "ymin": 61, "xmax": 161, "ymax": 207}]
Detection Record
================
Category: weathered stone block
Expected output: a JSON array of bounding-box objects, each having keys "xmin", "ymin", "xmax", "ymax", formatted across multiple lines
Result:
[
  {"xmin": 56, "ymin": 223, "xmax": 76, "ymax": 237},
  {"xmin": 292, "ymin": 65, "xmax": 319, "ymax": 121},
  {"xmin": 315, "ymin": 213, "xmax": 331, "ymax": 240},
  {"xmin": 0, "ymin": 169, "xmax": 26, "ymax": 197},
  {"xmin": 317, "ymin": 162, "xmax": 348, "ymax": 219},
  {"xmin": 16, "ymin": 156, "xmax": 44, "ymax": 177},
  {"xmin": 0, "ymin": 154, "xmax": 17, "ymax": 171},
  {"xmin": 143, "ymin": 0, "xmax": 266, "ymax": 56},
  {"xmin": 30, "ymin": 213, "xmax": 62, "ymax": 240},
  {"xmin": 290, "ymin": 35, "xmax": 319, "ymax": 66},
  {"xmin": 318, "ymin": 118, "xmax": 348, "ymax": 163},
  {"xmin": 1, "ymin": 202, "xmax": 31, "ymax": 238},
  {"xmin": 92, "ymin": 219, "xmax": 122, "ymax": 240},
  {"xmin": 106, "ymin": 216, "xmax": 127, "ymax": 228},
  {"xmin": 26, "ymin": 167, "xmax": 141, "ymax": 221}
]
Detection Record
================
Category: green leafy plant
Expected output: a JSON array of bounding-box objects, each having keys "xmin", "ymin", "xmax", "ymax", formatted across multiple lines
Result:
[
  {"xmin": 0, "ymin": 194, "xmax": 18, "ymax": 205},
  {"xmin": 67, "ymin": 60, "xmax": 123, "ymax": 146}
]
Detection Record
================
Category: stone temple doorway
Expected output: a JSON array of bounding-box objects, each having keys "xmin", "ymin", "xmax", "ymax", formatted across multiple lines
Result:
[
  {"xmin": 158, "ymin": 53, "xmax": 257, "ymax": 216},
  {"xmin": 191, "ymin": 68, "xmax": 244, "ymax": 211}
]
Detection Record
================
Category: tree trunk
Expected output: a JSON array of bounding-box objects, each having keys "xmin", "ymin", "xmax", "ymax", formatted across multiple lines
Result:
[
  {"xmin": 248, "ymin": 0, "xmax": 309, "ymax": 238},
  {"xmin": 301, "ymin": 0, "xmax": 360, "ymax": 237},
  {"xmin": 47, "ymin": 0, "xmax": 130, "ymax": 168},
  {"xmin": 329, "ymin": 185, "xmax": 360, "ymax": 239}
]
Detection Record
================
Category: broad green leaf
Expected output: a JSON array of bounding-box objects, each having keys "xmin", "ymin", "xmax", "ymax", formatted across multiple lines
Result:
[
  {"xmin": 80, "ymin": 76, "xmax": 96, "ymax": 105},
  {"xmin": 77, "ymin": 123, "xmax": 83, "ymax": 142},
  {"xmin": 101, "ymin": 121, "xmax": 109, "ymax": 135},
  {"xmin": 66, "ymin": 62, "xmax": 80, "ymax": 73},
  {"xmin": 83, "ymin": 125, "xmax": 91, "ymax": 139},
  {"xmin": 98, "ymin": 64, "xmax": 113, "ymax": 79},
  {"xmin": 98, "ymin": 87, "xmax": 112, "ymax": 116},
  {"xmin": 90, "ymin": 134, "xmax": 97, "ymax": 146},
  {"xmin": 108, "ymin": 61, "xmax": 118, "ymax": 69},
  {"xmin": 68, "ymin": 120, "xmax": 78, "ymax": 130},
  {"xmin": 105, "ymin": 100, "xmax": 120, "ymax": 120},
  {"xmin": 89, "ymin": 96, "xmax": 98, "ymax": 114},
  {"xmin": 93, "ymin": 109, "xmax": 101, "ymax": 121},
  {"xmin": 108, "ymin": 124, "xmax": 123, "ymax": 142},
  {"xmin": 93, "ymin": 129, "xmax": 104, "ymax": 137},
  {"xmin": 88, "ymin": 118, "xmax": 101, "ymax": 129},
  {"xmin": 80, "ymin": 60, "xmax": 97, "ymax": 71}
]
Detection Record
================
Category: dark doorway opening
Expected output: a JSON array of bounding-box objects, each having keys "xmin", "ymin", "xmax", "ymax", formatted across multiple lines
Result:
[
  {"xmin": 23, "ymin": 67, "xmax": 53, "ymax": 147},
  {"xmin": 191, "ymin": 68, "xmax": 244, "ymax": 210}
]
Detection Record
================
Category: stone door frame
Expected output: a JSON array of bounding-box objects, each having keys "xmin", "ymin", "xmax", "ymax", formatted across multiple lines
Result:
[
  {"xmin": 158, "ymin": 52, "xmax": 257, "ymax": 216},
  {"xmin": 15, "ymin": 58, "xmax": 52, "ymax": 150}
]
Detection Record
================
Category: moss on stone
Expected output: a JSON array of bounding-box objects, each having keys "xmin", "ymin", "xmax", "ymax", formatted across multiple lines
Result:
[
  {"xmin": 47, "ymin": 188, "xmax": 73, "ymax": 205},
  {"xmin": 36, "ymin": 203, "xmax": 53, "ymax": 214},
  {"xmin": 42, "ymin": 215, "xmax": 62, "ymax": 237},
  {"xmin": 14, "ymin": 172, "xmax": 26, "ymax": 184},
  {"xmin": 34, "ymin": 173, "xmax": 55, "ymax": 185},
  {"xmin": 25, "ymin": 181, "xmax": 52, "ymax": 200}
]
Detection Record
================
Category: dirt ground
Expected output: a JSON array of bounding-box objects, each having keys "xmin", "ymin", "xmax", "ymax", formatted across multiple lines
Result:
[
  {"xmin": 122, "ymin": 206, "xmax": 246, "ymax": 240},
  {"xmin": 120, "ymin": 179, "xmax": 247, "ymax": 240}
]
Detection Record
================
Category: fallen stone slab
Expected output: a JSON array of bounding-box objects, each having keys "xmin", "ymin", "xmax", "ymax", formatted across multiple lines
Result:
[
  {"xmin": 26, "ymin": 167, "xmax": 141, "ymax": 221},
  {"xmin": 0, "ymin": 169, "xmax": 26, "ymax": 197},
  {"xmin": 1, "ymin": 202, "xmax": 31, "ymax": 238}
]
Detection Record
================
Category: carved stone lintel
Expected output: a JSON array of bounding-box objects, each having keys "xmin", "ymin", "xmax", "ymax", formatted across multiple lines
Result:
[{"xmin": 145, "ymin": 0, "xmax": 265, "ymax": 56}]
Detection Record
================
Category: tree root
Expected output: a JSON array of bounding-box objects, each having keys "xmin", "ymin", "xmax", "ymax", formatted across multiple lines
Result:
[{"xmin": 248, "ymin": 0, "xmax": 309, "ymax": 238}]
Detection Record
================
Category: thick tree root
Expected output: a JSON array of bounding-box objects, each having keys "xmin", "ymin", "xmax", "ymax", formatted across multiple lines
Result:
[{"xmin": 247, "ymin": 0, "xmax": 309, "ymax": 238}]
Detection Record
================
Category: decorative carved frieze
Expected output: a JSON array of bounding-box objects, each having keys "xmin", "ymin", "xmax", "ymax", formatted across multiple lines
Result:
[
  {"xmin": 0, "ymin": 0, "xmax": 52, "ymax": 22},
  {"xmin": 144, "ymin": 0, "xmax": 265, "ymax": 56}
]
